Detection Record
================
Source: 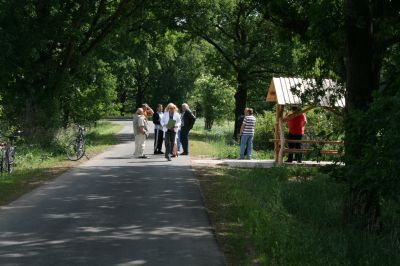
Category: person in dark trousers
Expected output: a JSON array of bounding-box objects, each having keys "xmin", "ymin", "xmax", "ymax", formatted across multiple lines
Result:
[
  {"xmin": 153, "ymin": 104, "xmax": 164, "ymax": 154},
  {"xmin": 237, "ymin": 108, "xmax": 248, "ymax": 156},
  {"xmin": 283, "ymin": 106, "xmax": 307, "ymax": 163},
  {"xmin": 161, "ymin": 103, "xmax": 181, "ymax": 161},
  {"xmin": 180, "ymin": 103, "xmax": 196, "ymax": 155}
]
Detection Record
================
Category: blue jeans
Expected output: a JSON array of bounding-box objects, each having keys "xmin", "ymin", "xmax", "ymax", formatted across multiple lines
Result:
[{"xmin": 240, "ymin": 135, "xmax": 253, "ymax": 159}]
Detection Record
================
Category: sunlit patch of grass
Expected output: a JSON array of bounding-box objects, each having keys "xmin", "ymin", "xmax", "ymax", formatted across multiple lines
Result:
[
  {"xmin": 190, "ymin": 119, "xmax": 274, "ymax": 159},
  {"xmin": 0, "ymin": 121, "xmax": 122, "ymax": 205}
]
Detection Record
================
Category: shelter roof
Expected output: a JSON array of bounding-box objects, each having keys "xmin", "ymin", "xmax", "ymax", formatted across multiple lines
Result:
[{"xmin": 266, "ymin": 77, "xmax": 345, "ymax": 107}]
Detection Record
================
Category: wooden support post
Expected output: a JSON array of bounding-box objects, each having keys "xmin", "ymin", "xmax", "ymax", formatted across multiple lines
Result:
[
  {"xmin": 278, "ymin": 105, "xmax": 285, "ymax": 165},
  {"xmin": 274, "ymin": 104, "xmax": 280, "ymax": 162}
]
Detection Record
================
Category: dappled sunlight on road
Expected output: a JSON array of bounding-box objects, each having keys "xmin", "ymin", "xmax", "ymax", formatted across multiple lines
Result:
[{"xmin": 0, "ymin": 121, "xmax": 225, "ymax": 265}]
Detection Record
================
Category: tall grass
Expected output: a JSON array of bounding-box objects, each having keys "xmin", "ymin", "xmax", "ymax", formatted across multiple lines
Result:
[
  {"xmin": 0, "ymin": 121, "xmax": 122, "ymax": 205},
  {"xmin": 190, "ymin": 118, "xmax": 274, "ymax": 159},
  {"xmin": 196, "ymin": 166, "xmax": 400, "ymax": 265}
]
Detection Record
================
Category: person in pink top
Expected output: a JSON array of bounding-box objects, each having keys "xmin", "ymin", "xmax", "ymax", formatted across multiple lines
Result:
[{"xmin": 283, "ymin": 106, "xmax": 307, "ymax": 163}]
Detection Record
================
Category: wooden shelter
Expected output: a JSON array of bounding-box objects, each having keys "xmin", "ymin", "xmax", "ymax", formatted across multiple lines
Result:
[{"xmin": 266, "ymin": 77, "xmax": 345, "ymax": 165}]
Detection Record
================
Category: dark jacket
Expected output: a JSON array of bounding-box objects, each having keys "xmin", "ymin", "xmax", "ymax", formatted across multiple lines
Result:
[
  {"xmin": 153, "ymin": 112, "xmax": 162, "ymax": 125},
  {"xmin": 182, "ymin": 110, "xmax": 196, "ymax": 130}
]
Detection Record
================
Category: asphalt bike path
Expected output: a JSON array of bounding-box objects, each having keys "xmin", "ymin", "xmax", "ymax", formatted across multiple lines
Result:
[{"xmin": 0, "ymin": 120, "xmax": 225, "ymax": 266}]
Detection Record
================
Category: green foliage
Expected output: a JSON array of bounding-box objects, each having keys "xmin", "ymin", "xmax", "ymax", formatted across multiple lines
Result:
[
  {"xmin": 343, "ymin": 84, "xmax": 400, "ymax": 227},
  {"xmin": 67, "ymin": 59, "xmax": 119, "ymax": 124},
  {"xmin": 194, "ymin": 74, "xmax": 235, "ymax": 129},
  {"xmin": 170, "ymin": 0, "xmax": 295, "ymax": 128},
  {"xmin": 0, "ymin": 0, "xmax": 148, "ymax": 140},
  {"xmin": 253, "ymin": 111, "xmax": 276, "ymax": 150}
]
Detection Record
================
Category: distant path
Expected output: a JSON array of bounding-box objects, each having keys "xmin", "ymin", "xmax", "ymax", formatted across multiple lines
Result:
[{"xmin": 0, "ymin": 120, "xmax": 225, "ymax": 266}]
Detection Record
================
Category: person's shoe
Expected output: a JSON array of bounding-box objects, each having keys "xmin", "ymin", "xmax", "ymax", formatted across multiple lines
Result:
[
  {"xmin": 139, "ymin": 155, "xmax": 148, "ymax": 159},
  {"xmin": 159, "ymin": 151, "xmax": 164, "ymax": 154},
  {"xmin": 167, "ymin": 156, "xmax": 172, "ymax": 161},
  {"xmin": 180, "ymin": 152, "xmax": 189, "ymax": 155}
]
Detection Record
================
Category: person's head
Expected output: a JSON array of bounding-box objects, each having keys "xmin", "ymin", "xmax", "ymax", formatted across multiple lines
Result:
[
  {"xmin": 291, "ymin": 106, "xmax": 300, "ymax": 112},
  {"xmin": 141, "ymin": 103, "xmax": 149, "ymax": 111},
  {"xmin": 157, "ymin": 104, "xmax": 163, "ymax": 112},
  {"xmin": 165, "ymin": 103, "xmax": 178, "ymax": 113},
  {"xmin": 182, "ymin": 103, "xmax": 189, "ymax": 111},
  {"xmin": 246, "ymin": 108, "xmax": 253, "ymax": 115},
  {"xmin": 136, "ymin": 108, "xmax": 144, "ymax": 115},
  {"xmin": 243, "ymin": 107, "xmax": 249, "ymax": 115}
]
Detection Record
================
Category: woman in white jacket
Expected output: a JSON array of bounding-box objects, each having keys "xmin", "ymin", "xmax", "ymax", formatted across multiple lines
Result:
[{"xmin": 161, "ymin": 103, "xmax": 181, "ymax": 161}]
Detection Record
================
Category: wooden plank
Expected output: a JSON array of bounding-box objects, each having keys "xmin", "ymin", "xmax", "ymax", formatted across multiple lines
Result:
[
  {"xmin": 287, "ymin": 78, "xmax": 297, "ymax": 104},
  {"xmin": 279, "ymin": 77, "xmax": 291, "ymax": 105},
  {"xmin": 278, "ymin": 105, "xmax": 285, "ymax": 165},
  {"xmin": 274, "ymin": 104, "xmax": 280, "ymax": 162},
  {"xmin": 284, "ymin": 149, "xmax": 343, "ymax": 155},
  {"xmin": 292, "ymin": 77, "xmax": 303, "ymax": 104},
  {"xmin": 266, "ymin": 81, "xmax": 277, "ymax": 102},
  {"xmin": 274, "ymin": 78, "xmax": 285, "ymax": 105},
  {"xmin": 269, "ymin": 139, "xmax": 344, "ymax": 145}
]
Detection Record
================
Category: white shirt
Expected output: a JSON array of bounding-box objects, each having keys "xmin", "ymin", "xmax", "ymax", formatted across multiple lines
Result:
[{"xmin": 161, "ymin": 111, "xmax": 181, "ymax": 133}]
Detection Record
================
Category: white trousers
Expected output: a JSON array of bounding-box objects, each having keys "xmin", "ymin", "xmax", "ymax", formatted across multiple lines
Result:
[{"xmin": 134, "ymin": 134, "xmax": 146, "ymax": 157}]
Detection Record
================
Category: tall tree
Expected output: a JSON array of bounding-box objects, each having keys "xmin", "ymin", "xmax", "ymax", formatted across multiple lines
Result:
[
  {"xmin": 259, "ymin": 0, "xmax": 400, "ymax": 228},
  {"xmin": 163, "ymin": 0, "xmax": 292, "ymax": 137},
  {"xmin": 0, "ymin": 0, "xmax": 147, "ymax": 140}
]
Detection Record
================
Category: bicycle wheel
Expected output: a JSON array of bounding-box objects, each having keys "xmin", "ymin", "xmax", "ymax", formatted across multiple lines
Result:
[{"xmin": 66, "ymin": 140, "xmax": 85, "ymax": 161}]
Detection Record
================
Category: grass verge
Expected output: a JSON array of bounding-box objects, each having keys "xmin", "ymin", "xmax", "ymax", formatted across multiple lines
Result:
[
  {"xmin": 190, "ymin": 120, "xmax": 399, "ymax": 265},
  {"xmin": 190, "ymin": 119, "xmax": 273, "ymax": 159},
  {"xmin": 194, "ymin": 166, "xmax": 400, "ymax": 265},
  {"xmin": 0, "ymin": 121, "xmax": 122, "ymax": 205}
]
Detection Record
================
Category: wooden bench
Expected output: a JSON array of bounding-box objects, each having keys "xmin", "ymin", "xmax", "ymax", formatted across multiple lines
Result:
[{"xmin": 269, "ymin": 139, "xmax": 344, "ymax": 156}]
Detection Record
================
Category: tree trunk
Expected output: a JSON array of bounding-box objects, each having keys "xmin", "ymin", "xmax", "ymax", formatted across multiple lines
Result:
[
  {"xmin": 204, "ymin": 119, "xmax": 213, "ymax": 130},
  {"xmin": 119, "ymin": 90, "xmax": 127, "ymax": 116},
  {"xmin": 233, "ymin": 70, "xmax": 248, "ymax": 139},
  {"xmin": 343, "ymin": 0, "xmax": 383, "ymax": 230}
]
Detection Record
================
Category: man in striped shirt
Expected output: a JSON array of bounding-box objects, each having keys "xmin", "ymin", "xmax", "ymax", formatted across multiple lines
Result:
[{"xmin": 239, "ymin": 108, "xmax": 256, "ymax": 159}]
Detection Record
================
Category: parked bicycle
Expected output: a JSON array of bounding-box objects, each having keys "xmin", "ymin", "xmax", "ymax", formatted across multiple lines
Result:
[
  {"xmin": 0, "ymin": 130, "xmax": 22, "ymax": 175},
  {"xmin": 66, "ymin": 125, "xmax": 87, "ymax": 161}
]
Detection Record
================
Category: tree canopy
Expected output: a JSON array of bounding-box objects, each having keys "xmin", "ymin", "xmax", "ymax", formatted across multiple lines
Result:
[{"xmin": 1, "ymin": 0, "xmax": 400, "ymax": 229}]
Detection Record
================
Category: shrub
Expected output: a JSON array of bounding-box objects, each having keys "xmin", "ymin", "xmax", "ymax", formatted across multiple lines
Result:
[{"xmin": 253, "ymin": 111, "xmax": 275, "ymax": 150}]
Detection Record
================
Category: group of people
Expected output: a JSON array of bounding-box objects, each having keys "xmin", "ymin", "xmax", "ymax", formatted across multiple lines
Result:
[
  {"xmin": 132, "ymin": 102, "xmax": 196, "ymax": 162},
  {"xmin": 133, "ymin": 102, "xmax": 306, "ymax": 163}
]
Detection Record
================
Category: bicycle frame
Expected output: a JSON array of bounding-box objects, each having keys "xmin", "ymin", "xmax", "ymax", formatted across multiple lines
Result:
[
  {"xmin": 66, "ymin": 125, "xmax": 87, "ymax": 161},
  {"xmin": 0, "ymin": 130, "xmax": 20, "ymax": 175}
]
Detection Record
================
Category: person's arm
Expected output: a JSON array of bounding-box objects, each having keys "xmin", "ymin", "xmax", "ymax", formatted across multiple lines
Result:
[
  {"xmin": 146, "ymin": 107, "xmax": 154, "ymax": 116},
  {"xmin": 302, "ymin": 114, "xmax": 308, "ymax": 128},
  {"xmin": 138, "ymin": 117, "xmax": 146, "ymax": 134},
  {"xmin": 153, "ymin": 113, "xmax": 159, "ymax": 125},
  {"xmin": 240, "ymin": 117, "xmax": 246, "ymax": 135},
  {"xmin": 161, "ymin": 114, "xmax": 167, "ymax": 128},
  {"xmin": 175, "ymin": 113, "xmax": 181, "ymax": 129},
  {"xmin": 283, "ymin": 106, "xmax": 313, "ymax": 122}
]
